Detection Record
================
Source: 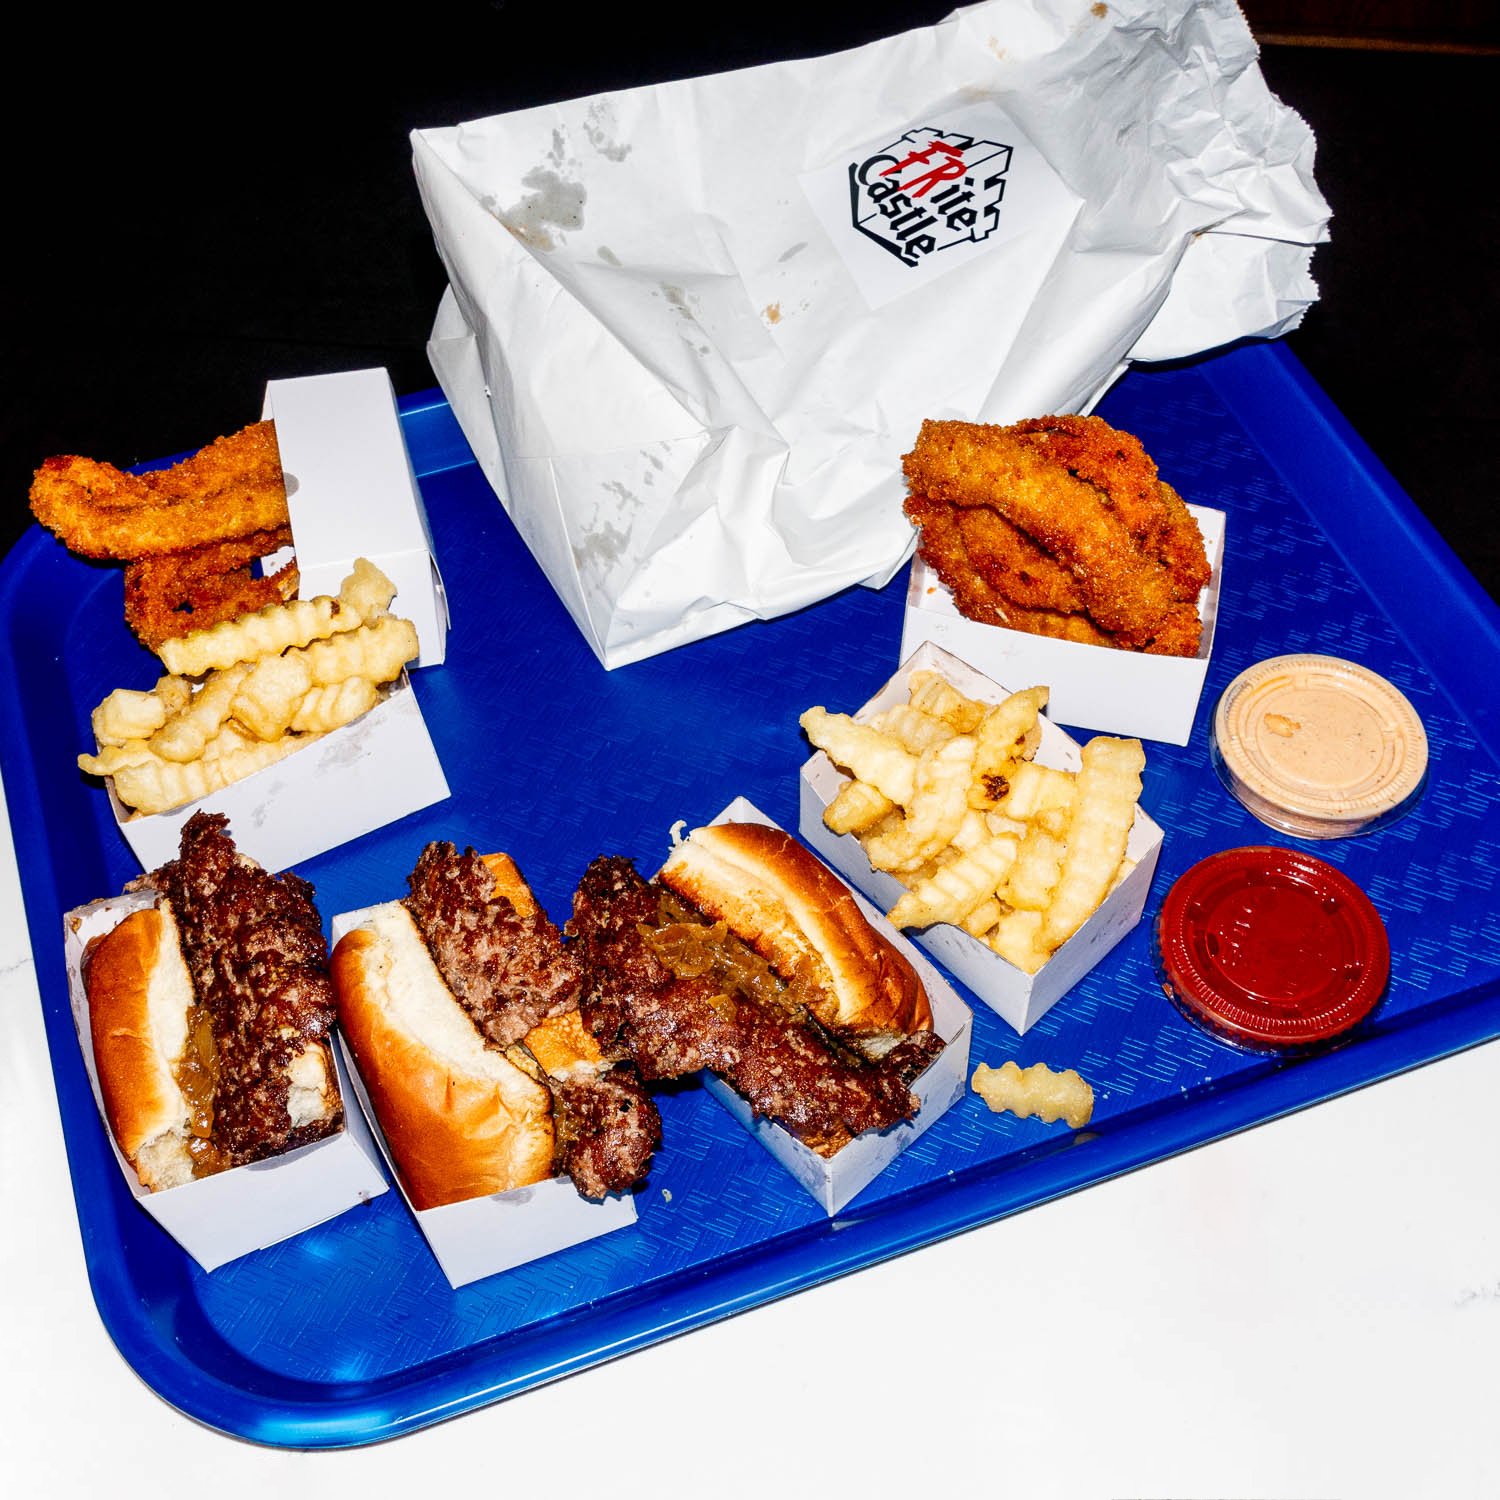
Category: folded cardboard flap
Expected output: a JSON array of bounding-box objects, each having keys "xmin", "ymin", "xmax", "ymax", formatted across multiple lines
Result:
[{"xmin": 263, "ymin": 367, "xmax": 449, "ymax": 667}]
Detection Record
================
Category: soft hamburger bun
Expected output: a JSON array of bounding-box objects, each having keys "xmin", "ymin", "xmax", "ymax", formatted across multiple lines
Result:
[
  {"xmin": 332, "ymin": 902, "xmax": 558, "ymax": 1209},
  {"xmin": 84, "ymin": 898, "xmax": 342, "ymax": 1193},
  {"xmin": 657, "ymin": 822, "xmax": 932, "ymax": 1048},
  {"xmin": 85, "ymin": 905, "xmax": 198, "ymax": 1192}
]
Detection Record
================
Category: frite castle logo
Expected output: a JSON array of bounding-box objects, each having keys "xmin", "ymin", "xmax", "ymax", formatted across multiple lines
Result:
[
  {"xmin": 797, "ymin": 108, "xmax": 1076, "ymax": 309},
  {"xmin": 848, "ymin": 128, "xmax": 1012, "ymax": 268}
]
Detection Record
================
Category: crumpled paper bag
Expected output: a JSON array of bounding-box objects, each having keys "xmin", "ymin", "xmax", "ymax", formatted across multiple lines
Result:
[{"xmin": 411, "ymin": 0, "xmax": 1328, "ymax": 669}]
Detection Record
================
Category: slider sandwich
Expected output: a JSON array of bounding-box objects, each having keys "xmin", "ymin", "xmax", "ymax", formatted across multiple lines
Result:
[
  {"xmin": 331, "ymin": 843, "xmax": 660, "ymax": 1208},
  {"xmin": 568, "ymin": 822, "xmax": 945, "ymax": 1157},
  {"xmin": 82, "ymin": 812, "xmax": 342, "ymax": 1191}
]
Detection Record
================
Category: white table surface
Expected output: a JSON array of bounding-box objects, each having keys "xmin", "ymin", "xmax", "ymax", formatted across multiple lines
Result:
[{"xmin": 3, "ymin": 761, "xmax": 1496, "ymax": 1499}]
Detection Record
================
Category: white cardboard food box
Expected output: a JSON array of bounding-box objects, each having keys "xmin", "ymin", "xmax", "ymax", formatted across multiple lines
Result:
[
  {"xmin": 98, "ymin": 364, "xmax": 455, "ymax": 872},
  {"xmin": 329, "ymin": 905, "xmax": 638, "ymax": 1289},
  {"xmin": 900, "ymin": 505, "xmax": 1225, "ymax": 746},
  {"xmin": 799, "ymin": 641, "xmax": 1164, "ymax": 1035},
  {"xmin": 64, "ymin": 895, "xmax": 389, "ymax": 1273},
  {"xmin": 264, "ymin": 366, "xmax": 448, "ymax": 667},
  {"xmin": 106, "ymin": 674, "xmax": 451, "ymax": 874},
  {"xmin": 681, "ymin": 797, "xmax": 973, "ymax": 1216}
]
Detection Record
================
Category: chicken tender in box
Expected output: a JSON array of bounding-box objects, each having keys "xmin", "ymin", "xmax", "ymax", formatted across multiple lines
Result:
[
  {"xmin": 800, "ymin": 642, "xmax": 1163, "ymax": 1035},
  {"xmin": 899, "ymin": 414, "xmax": 1225, "ymax": 746},
  {"xmin": 73, "ymin": 368, "xmax": 452, "ymax": 873}
]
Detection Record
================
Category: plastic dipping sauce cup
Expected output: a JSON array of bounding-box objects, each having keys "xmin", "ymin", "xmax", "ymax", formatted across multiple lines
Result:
[
  {"xmin": 1154, "ymin": 847, "xmax": 1390, "ymax": 1053},
  {"xmin": 1210, "ymin": 654, "xmax": 1427, "ymax": 839}
]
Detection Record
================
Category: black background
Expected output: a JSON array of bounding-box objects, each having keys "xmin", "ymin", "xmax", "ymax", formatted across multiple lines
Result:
[{"xmin": 5, "ymin": 2, "xmax": 1496, "ymax": 602}]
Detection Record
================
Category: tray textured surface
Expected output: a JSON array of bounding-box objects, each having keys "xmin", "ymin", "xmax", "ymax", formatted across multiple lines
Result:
[{"xmin": 3, "ymin": 341, "xmax": 1497, "ymax": 1446}]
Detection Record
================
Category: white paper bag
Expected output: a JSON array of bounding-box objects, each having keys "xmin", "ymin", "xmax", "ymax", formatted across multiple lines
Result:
[{"xmin": 411, "ymin": 0, "xmax": 1328, "ymax": 669}]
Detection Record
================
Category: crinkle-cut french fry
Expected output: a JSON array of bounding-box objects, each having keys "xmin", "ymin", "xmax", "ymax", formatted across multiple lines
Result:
[
  {"xmin": 950, "ymin": 808, "xmax": 991, "ymax": 852},
  {"xmin": 80, "ymin": 715, "xmax": 283, "ymax": 781},
  {"xmin": 111, "ymin": 732, "xmax": 314, "ymax": 816},
  {"xmin": 91, "ymin": 682, "xmax": 170, "ymax": 746},
  {"xmin": 199, "ymin": 723, "xmax": 260, "ymax": 760},
  {"xmin": 287, "ymin": 676, "xmax": 381, "ymax": 735},
  {"xmin": 147, "ymin": 663, "xmax": 251, "ymax": 763},
  {"xmin": 863, "ymin": 734, "xmax": 975, "ymax": 873},
  {"xmin": 159, "ymin": 595, "xmax": 347, "ymax": 676},
  {"xmin": 887, "ymin": 832, "xmax": 1020, "ymax": 930},
  {"xmin": 988, "ymin": 908, "xmax": 1050, "ymax": 974},
  {"xmin": 231, "ymin": 616, "xmax": 417, "ymax": 740},
  {"xmin": 301, "ymin": 614, "xmax": 417, "ymax": 686},
  {"xmin": 906, "ymin": 670, "xmax": 986, "ymax": 733},
  {"xmin": 78, "ymin": 740, "xmax": 155, "ymax": 777},
  {"xmin": 963, "ymin": 897, "xmax": 1003, "ymax": 937},
  {"xmin": 229, "ymin": 654, "xmax": 310, "ymax": 741},
  {"xmin": 801, "ymin": 708, "xmax": 918, "ymax": 806},
  {"xmin": 868, "ymin": 703, "xmax": 955, "ymax": 752},
  {"xmin": 901, "ymin": 843, "xmax": 965, "ymax": 889},
  {"xmin": 157, "ymin": 559, "xmax": 397, "ymax": 675},
  {"xmin": 1041, "ymin": 736, "xmax": 1144, "ymax": 949},
  {"xmin": 969, "ymin": 687, "xmax": 1049, "ymax": 808},
  {"xmin": 824, "ymin": 778, "xmax": 894, "ymax": 836},
  {"xmin": 337, "ymin": 556, "xmax": 398, "ymax": 621},
  {"xmin": 992, "ymin": 760, "xmax": 1077, "ymax": 826},
  {"xmin": 1002, "ymin": 828, "xmax": 1068, "ymax": 913},
  {"xmin": 985, "ymin": 811, "xmax": 1029, "ymax": 839},
  {"xmin": 972, "ymin": 1060, "xmax": 1094, "ymax": 1128},
  {"xmin": 91, "ymin": 676, "xmax": 192, "ymax": 746}
]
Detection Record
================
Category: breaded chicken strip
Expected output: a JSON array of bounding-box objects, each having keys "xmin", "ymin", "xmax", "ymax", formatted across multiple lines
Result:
[
  {"xmin": 29, "ymin": 421, "xmax": 288, "ymax": 559},
  {"xmin": 905, "ymin": 419, "xmax": 1180, "ymax": 647},
  {"xmin": 953, "ymin": 504, "xmax": 1085, "ymax": 614},
  {"xmin": 1005, "ymin": 414, "xmax": 1170, "ymax": 549}
]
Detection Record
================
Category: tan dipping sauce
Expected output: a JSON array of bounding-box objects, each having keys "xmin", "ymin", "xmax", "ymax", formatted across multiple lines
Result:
[{"xmin": 1212, "ymin": 654, "xmax": 1428, "ymax": 839}]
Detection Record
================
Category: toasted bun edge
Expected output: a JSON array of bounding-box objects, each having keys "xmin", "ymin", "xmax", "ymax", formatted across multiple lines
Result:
[
  {"xmin": 84, "ymin": 905, "xmax": 198, "ymax": 1192},
  {"xmin": 331, "ymin": 906, "xmax": 556, "ymax": 1209},
  {"xmin": 658, "ymin": 822, "xmax": 932, "ymax": 1040}
]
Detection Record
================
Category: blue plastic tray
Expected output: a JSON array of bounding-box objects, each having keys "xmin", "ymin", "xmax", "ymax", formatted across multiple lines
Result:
[{"xmin": 4, "ymin": 340, "xmax": 1498, "ymax": 1448}]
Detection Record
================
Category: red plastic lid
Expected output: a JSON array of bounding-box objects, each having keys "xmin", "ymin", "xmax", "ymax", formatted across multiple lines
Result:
[{"xmin": 1155, "ymin": 846, "xmax": 1389, "ymax": 1052}]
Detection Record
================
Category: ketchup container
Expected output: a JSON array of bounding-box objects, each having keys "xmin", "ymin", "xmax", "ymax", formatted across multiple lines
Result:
[{"xmin": 1154, "ymin": 846, "xmax": 1390, "ymax": 1053}]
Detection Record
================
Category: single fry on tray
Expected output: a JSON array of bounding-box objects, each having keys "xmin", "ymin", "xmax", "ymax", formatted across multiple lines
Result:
[{"xmin": 972, "ymin": 1059, "xmax": 1094, "ymax": 1128}]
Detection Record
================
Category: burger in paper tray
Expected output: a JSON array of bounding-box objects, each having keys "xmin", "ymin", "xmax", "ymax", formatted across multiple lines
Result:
[
  {"xmin": 64, "ymin": 814, "xmax": 387, "ymax": 1273},
  {"xmin": 329, "ymin": 842, "xmax": 658, "ymax": 1287},
  {"xmin": 569, "ymin": 800, "xmax": 972, "ymax": 1216},
  {"xmin": 331, "ymin": 807, "xmax": 971, "ymax": 1247},
  {"xmin": 799, "ymin": 642, "xmax": 1163, "ymax": 1034}
]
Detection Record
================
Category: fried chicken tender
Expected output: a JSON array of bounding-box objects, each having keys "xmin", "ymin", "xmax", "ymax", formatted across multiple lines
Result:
[
  {"xmin": 902, "ymin": 414, "xmax": 1210, "ymax": 657},
  {"xmin": 953, "ymin": 504, "xmax": 1082, "ymax": 613},
  {"xmin": 907, "ymin": 494, "xmax": 1116, "ymax": 645},
  {"xmin": 29, "ymin": 422, "xmax": 288, "ymax": 560},
  {"xmin": 123, "ymin": 525, "xmax": 299, "ymax": 650},
  {"xmin": 1005, "ymin": 415, "xmax": 1170, "ymax": 548},
  {"xmin": 904, "ymin": 495, "xmax": 1010, "ymax": 627}
]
